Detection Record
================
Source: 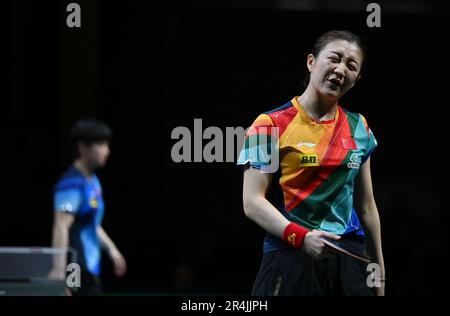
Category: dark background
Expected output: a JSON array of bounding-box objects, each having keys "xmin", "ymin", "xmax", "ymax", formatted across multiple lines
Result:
[{"xmin": 1, "ymin": 0, "xmax": 449, "ymax": 295}]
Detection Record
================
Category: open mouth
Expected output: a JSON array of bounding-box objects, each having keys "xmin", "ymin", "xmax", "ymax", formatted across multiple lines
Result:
[{"xmin": 328, "ymin": 78, "xmax": 342, "ymax": 87}]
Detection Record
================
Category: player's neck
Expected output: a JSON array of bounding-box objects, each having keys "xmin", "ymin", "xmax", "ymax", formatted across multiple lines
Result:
[
  {"xmin": 74, "ymin": 159, "xmax": 94, "ymax": 179},
  {"xmin": 298, "ymin": 87, "xmax": 338, "ymax": 121}
]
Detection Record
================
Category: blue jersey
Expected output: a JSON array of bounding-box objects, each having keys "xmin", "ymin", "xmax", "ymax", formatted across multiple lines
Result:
[{"xmin": 53, "ymin": 165, "xmax": 105, "ymax": 276}]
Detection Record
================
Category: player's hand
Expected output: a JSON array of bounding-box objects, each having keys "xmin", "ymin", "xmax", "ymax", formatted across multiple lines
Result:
[
  {"xmin": 301, "ymin": 229, "xmax": 341, "ymax": 260},
  {"xmin": 109, "ymin": 248, "xmax": 127, "ymax": 278},
  {"xmin": 47, "ymin": 266, "xmax": 66, "ymax": 281}
]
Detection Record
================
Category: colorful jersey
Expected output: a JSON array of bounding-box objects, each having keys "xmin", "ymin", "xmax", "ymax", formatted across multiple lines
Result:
[
  {"xmin": 237, "ymin": 97, "xmax": 377, "ymax": 253},
  {"xmin": 53, "ymin": 165, "xmax": 104, "ymax": 276}
]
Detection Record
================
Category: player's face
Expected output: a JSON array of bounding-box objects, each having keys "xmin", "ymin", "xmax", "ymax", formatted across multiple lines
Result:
[
  {"xmin": 85, "ymin": 141, "xmax": 110, "ymax": 168},
  {"xmin": 308, "ymin": 40, "xmax": 363, "ymax": 100}
]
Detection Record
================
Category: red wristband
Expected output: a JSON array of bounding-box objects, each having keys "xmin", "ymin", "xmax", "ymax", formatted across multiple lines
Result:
[{"xmin": 282, "ymin": 223, "xmax": 309, "ymax": 249}]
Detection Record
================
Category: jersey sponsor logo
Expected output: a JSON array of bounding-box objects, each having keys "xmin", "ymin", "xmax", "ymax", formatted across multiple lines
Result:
[
  {"xmin": 299, "ymin": 153, "xmax": 319, "ymax": 167},
  {"xmin": 347, "ymin": 152, "xmax": 362, "ymax": 169},
  {"xmin": 89, "ymin": 190, "xmax": 98, "ymax": 208},
  {"xmin": 89, "ymin": 198, "xmax": 98, "ymax": 208}
]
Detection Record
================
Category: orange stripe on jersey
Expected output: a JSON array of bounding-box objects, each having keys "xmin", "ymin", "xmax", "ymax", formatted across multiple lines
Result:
[
  {"xmin": 278, "ymin": 98, "xmax": 339, "ymax": 209},
  {"xmin": 284, "ymin": 106, "xmax": 350, "ymax": 211},
  {"xmin": 279, "ymin": 118, "xmax": 335, "ymax": 204}
]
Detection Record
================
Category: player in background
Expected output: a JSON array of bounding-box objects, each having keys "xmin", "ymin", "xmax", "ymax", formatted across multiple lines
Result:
[{"xmin": 49, "ymin": 119, "xmax": 126, "ymax": 295}]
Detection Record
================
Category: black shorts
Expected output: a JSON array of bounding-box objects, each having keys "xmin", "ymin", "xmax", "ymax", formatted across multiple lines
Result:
[{"xmin": 251, "ymin": 236, "xmax": 376, "ymax": 296}]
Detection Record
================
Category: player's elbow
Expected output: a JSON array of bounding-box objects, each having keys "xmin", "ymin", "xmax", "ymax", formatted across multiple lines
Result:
[
  {"xmin": 356, "ymin": 202, "xmax": 379, "ymax": 227},
  {"xmin": 243, "ymin": 198, "xmax": 253, "ymax": 219},
  {"xmin": 243, "ymin": 195, "xmax": 260, "ymax": 220},
  {"xmin": 361, "ymin": 198, "xmax": 378, "ymax": 215}
]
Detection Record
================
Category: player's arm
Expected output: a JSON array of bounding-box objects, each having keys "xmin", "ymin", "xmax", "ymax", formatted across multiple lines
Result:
[
  {"xmin": 49, "ymin": 211, "xmax": 74, "ymax": 279},
  {"xmin": 242, "ymin": 166, "xmax": 339, "ymax": 259},
  {"xmin": 243, "ymin": 167, "xmax": 289, "ymax": 237},
  {"xmin": 355, "ymin": 157, "xmax": 386, "ymax": 295},
  {"xmin": 97, "ymin": 226, "xmax": 127, "ymax": 277}
]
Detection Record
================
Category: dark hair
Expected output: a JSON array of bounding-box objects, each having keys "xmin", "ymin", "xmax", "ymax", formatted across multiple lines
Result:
[
  {"xmin": 302, "ymin": 30, "xmax": 366, "ymax": 88},
  {"xmin": 70, "ymin": 118, "xmax": 112, "ymax": 156}
]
